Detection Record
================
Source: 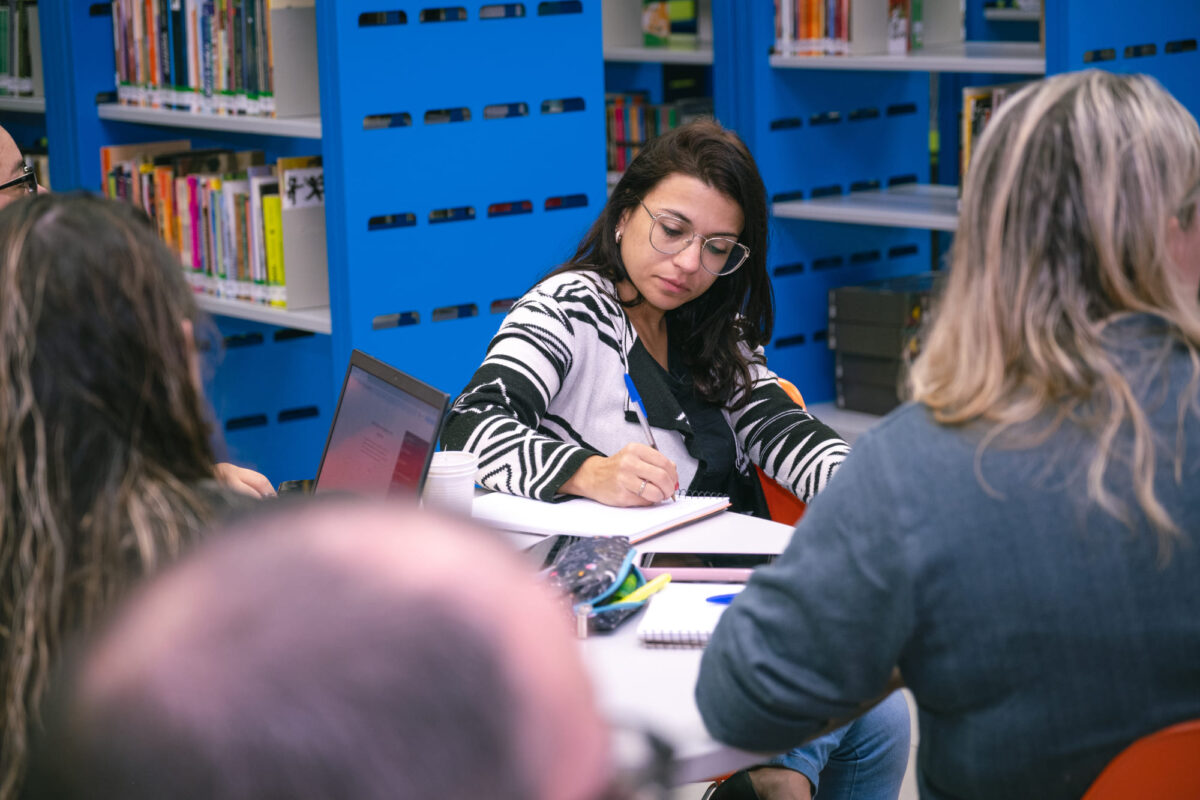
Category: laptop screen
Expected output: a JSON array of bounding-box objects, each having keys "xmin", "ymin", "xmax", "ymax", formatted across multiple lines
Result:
[{"xmin": 314, "ymin": 350, "xmax": 450, "ymax": 498}]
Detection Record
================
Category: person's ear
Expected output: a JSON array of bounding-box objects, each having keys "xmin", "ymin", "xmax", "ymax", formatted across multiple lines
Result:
[
  {"xmin": 617, "ymin": 206, "xmax": 634, "ymax": 235},
  {"xmin": 181, "ymin": 318, "xmax": 203, "ymax": 392}
]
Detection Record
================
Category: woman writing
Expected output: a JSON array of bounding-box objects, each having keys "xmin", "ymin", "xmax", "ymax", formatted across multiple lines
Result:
[
  {"xmin": 444, "ymin": 121, "xmax": 909, "ymax": 800},
  {"xmin": 445, "ymin": 120, "xmax": 850, "ymax": 514},
  {"xmin": 0, "ymin": 194, "xmax": 270, "ymax": 799}
]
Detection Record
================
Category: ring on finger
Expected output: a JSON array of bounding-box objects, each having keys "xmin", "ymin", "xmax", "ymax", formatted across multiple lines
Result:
[{"xmin": 637, "ymin": 478, "xmax": 647, "ymax": 497}]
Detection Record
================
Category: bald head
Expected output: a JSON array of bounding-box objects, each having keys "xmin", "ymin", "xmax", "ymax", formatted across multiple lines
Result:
[{"xmin": 29, "ymin": 501, "xmax": 611, "ymax": 800}]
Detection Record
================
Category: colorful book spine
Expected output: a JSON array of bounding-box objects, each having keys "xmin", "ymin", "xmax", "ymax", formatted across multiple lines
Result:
[
  {"xmin": 261, "ymin": 190, "xmax": 285, "ymax": 307},
  {"xmin": 187, "ymin": 174, "xmax": 203, "ymax": 284}
]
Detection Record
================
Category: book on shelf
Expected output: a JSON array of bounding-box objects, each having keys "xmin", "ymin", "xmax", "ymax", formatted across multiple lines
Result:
[
  {"xmin": 635, "ymin": 582, "xmax": 743, "ymax": 648},
  {"xmin": 470, "ymin": 491, "xmax": 731, "ymax": 544},
  {"xmin": 776, "ymin": 0, "xmax": 946, "ymax": 58},
  {"xmin": 960, "ymin": 81, "xmax": 1029, "ymax": 194},
  {"xmin": 109, "ymin": 0, "xmax": 318, "ymax": 119},
  {"xmin": 261, "ymin": 186, "xmax": 285, "ymax": 307},
  {"xmin": 605, "ymin": 92, "xmax": 710, "ymax": 173},
  {"xmin": 777, "ymin": 0, "xmax": 850, "ymax": 57},
  {"xmin": 275, "ymin": 155, "xmax": 328, "ymax": 310},
  {"xmin": 246, "ymin": 164, "xmax": 276, "ymax": 305},
  {"xmin": 641, "ymin": 1, "xmax": 698, "ymax": 50},
  {"xmin": 0, "ymin": 1, "xmax": 38, "ymax": 96},
  {"xmin": 100, "ymin": 143, "xmax": 327, "ymax": 313}
]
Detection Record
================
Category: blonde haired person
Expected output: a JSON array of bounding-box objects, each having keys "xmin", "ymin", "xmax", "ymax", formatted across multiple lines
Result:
[
  {"xmin": 697, "ymin": 70, "xmax": 1200, "ymax": 799},
  {"xmin": 0, "ymin": 193, "xmax": 272, "ymax": 799}
]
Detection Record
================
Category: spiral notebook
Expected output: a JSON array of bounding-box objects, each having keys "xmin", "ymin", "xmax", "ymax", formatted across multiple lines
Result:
[
  {"xmin": 470, "ymin": 491, "xmax": 730, "ymax": 544},
  {"xmin": 635, "ymin": 582, "xmax": 744, "ymax": 648}
]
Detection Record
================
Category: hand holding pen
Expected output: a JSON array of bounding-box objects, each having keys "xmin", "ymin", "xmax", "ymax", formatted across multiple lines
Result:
[
  {"xmin": 624, "ymin": 374, "xmax": 679, "ymax": 503},
  {"xmin": 556, "ymin": 376, "xmax": 679, "ymax": 506},
  {"xmin": 558, "ymin": 443, "xmax": 677, "ymax": 507}
]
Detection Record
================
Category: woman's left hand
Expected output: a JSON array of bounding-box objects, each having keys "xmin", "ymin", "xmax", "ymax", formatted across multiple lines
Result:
[{"xmin": 215, "ymin": 462, "xmax": 277, "ymax": 498}]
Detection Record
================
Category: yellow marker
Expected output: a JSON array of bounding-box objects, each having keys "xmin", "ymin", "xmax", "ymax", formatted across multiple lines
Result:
[{"xmin": 621, "ymin": 573, "xmax": 672, "ymax": 605}]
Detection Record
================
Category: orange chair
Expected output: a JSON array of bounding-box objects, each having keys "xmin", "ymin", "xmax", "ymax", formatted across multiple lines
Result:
[
  {"xmin": 754, "ymin": 378, "xmax": 808, "ymax": 526},
  {"xmin": 1081, "ymin": 718, "xmax": 1200, "ymax": 799}
]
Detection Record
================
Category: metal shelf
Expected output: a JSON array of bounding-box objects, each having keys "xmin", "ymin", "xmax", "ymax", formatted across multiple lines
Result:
[
  {"xmin": 773, "ymin": 184, "xmax": 959, "ymax": 232},
  {"xmin": 983, "ymin": 8, "xmax": 1041, "ymax": 22},
  {"xmin": 97, "ymin": 103, "xmax": 322, "ymax": 138},
  {"xmin": 604, "ymin": 44, "xmax": 714, "ymax": 65},
  {"xmin": 0, "ymin": 95, "xmax": 45, "ymax": 113},
  {"xmin": 770, "ymin": 40, "xmax": 1044, "ymax": 74},
  {"xmin": 196, "ymin": 295, "xmax": 331, "ymax": 334}
]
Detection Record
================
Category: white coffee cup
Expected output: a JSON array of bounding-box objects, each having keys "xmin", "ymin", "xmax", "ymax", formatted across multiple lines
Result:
[{"xmin": 422, "ymin": 450, "xmax": 478, "ymax": 515}]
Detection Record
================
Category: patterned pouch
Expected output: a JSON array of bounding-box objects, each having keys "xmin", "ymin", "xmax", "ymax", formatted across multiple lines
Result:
[{"xmin": 545, "ymin": 535, "xmax": 648, "ymax": 633}]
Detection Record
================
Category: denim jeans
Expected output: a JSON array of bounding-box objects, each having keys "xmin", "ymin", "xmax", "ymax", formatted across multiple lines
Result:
[{"xmin": 768, "ymin": 690, "xmax": 910, "ymax": 799}]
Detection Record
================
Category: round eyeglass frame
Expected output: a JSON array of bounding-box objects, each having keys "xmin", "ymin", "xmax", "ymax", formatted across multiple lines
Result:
[{"xmin": 639, "ymin": 201, "xmax": 749, "ymax": 277}]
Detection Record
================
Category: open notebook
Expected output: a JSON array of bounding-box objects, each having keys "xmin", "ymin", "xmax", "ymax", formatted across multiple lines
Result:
[
  {"xmin": 470, "ymin": 492, "xmax": 730, "ymax": 544},
  {"xmin": 635, "ymin": 582, "xmax": 745, "ymax": 648}
]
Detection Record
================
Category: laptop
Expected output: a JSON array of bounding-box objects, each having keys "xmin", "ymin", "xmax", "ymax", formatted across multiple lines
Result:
[{"xmin": 309, "ymin": 349, "xmax": 451, "ymax": 498}]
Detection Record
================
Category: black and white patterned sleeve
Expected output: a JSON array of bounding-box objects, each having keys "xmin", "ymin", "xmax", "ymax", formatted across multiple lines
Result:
[
  {"xmin": 441, "ymin": 285, "xmax": 598, "ymax": 501},
  {"xmin": 728, "ymin": 348, "xmax": 850, "ymax": 504}
]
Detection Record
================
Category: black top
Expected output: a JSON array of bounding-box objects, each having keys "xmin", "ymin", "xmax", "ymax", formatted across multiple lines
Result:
[{"xmin": 656, "ymin": 344, "xmax": 765, "ymax": 516}]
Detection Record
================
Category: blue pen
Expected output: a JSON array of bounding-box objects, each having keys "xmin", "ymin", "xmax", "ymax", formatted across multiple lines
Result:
[
  {"xmin": 706, "ymin": 593, "xmax": 740, "ymax": 605},
  {"xmin": 623, "ymin": 373, "xmax": 658, "ymax": 449},
  {"xmin": 624, "ymin": 373, "xmax": 678, "ymax": 502}
]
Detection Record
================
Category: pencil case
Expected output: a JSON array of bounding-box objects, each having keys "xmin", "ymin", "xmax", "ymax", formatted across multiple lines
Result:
[{"xmin": 545, "ymin": 535, "xmax": 648, "ymax": 633}]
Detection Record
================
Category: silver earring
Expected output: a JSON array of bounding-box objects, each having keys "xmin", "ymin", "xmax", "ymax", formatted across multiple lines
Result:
[{"xmin": 615, "ymin": 229, "xmax": 623, "ymax": 243}]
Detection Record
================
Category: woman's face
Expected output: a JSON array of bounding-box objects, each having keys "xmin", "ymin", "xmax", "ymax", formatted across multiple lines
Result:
[{"xmin": 616, "ymin": 172, "xmax": 744, "ymax": 318}]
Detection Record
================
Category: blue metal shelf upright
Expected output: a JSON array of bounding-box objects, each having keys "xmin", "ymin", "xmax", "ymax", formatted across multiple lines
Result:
[
  {"xmin": 1043, "ymin": 0, "xmax": 1198, "ymax": 109},
  {"xmin": 316, "ymin": 1, "xmax": 606, "ymax": 396}
]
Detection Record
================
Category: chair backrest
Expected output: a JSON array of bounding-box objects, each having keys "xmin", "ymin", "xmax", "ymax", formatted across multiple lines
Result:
[
  {"xmin": 1081, "ymin": 718, "xmax": 1200, "ymax": 799},
  {"xmin": 755, "ymin": 378, "xmax": 808, "ymax": 526}
]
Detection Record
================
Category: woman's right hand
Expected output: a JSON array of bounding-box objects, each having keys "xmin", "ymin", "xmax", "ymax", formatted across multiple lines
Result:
[{"xmin": 559, "ymin": 444, "xmax": 679, "ymax": 507}]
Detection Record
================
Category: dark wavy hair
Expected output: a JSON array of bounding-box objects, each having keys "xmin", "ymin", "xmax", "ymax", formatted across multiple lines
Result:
[
  {"xmin": 551, "ymin": 119, "xmax": 773, "ymax": 410},
  {"xmin": 0, "ymin": 193, "xmax": 219, "ymax": 800}
]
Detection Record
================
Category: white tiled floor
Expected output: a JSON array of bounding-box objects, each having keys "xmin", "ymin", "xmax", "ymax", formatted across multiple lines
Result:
[{"xmin": 668, "ymin": 691, "xmax": 920, "ymax": 800}]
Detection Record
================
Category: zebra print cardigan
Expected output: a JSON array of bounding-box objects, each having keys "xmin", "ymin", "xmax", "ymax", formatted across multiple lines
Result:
[{"xmin": 442, "ymin": 271, "xmax": 849, "ymax": 509}]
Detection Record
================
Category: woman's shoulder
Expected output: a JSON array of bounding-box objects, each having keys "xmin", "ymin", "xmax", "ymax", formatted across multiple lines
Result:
[
  {"xmin": 532, "ymin": 269, "xmax": 615, "ymax": 299},
  {"xmin": 522, "ymin": 270, "xmax": 623, "ymax": 321}
]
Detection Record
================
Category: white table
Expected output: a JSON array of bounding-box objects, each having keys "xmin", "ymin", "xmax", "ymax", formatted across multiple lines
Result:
[{"xmin": 505, "ymin": 511, "xmax": 795, "ymax": 785}]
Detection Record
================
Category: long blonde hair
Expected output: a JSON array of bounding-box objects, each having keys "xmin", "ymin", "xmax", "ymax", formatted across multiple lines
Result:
[
  {"xmin": 0, "ymin": 194, "xmax": 220, "ymax": 799},
  {"xmin": 910, "ymin": 70, "xmax": 1200, "ymax": 545}
]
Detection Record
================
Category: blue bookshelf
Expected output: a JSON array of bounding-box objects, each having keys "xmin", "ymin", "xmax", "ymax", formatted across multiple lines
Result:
[
  {"xmin": 315, "ymin": 1, "xmax": 605, "ymax": 401},
  {"xmin": 715, "ymin": 1, "xmax": 936, "ymax": 399},
  {"xmin": 25, "ymin": 0, "xmax": 1200, "ymax": 475},
  {"xmin": 37, "ymin": 1, "xmax": 605, "ymax": 484},
  {"xmin": 718, "ymin": 0, "xmax": 1199, "ymax": 406}
]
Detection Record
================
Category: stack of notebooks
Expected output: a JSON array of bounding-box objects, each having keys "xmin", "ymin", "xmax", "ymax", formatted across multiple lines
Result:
[
  {"xmin": 635, "ymin": 582, "xmax": 744, "ymax": 648},
  {"xmin": 471, "ymin": 492, "xmax": 730, "ymax": 545}
]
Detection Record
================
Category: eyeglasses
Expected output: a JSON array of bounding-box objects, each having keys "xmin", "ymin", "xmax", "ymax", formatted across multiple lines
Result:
[
  {"xmin": 640, "ymin": 201, "xmax": 749, "ymax": 276},
  {"xmin": 0, "ymin": 165, "xmax": 37, "ymax": 196}
]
